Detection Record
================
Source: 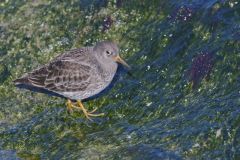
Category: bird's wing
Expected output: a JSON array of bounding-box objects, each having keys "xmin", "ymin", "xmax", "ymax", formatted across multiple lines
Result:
[
  {"xmin": 45, "ymin": 60, "xmax": 92, "ymax": 92},
  {"xmin": 24, "ymin": 60, "xmax": 92, "ymax": 93}
]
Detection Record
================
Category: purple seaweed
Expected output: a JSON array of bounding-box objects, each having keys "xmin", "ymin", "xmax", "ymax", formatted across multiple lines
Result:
[
  {"xmin": 188, "ymin": 52, "xmax": 215, "ymax": 88},
  {"xmin": 102, "ymin": 16, "xmax": 114, "ymax": 32},
  {"xmin": 168, "ymin": 6, "xmax": 194, "ymax": 23}
]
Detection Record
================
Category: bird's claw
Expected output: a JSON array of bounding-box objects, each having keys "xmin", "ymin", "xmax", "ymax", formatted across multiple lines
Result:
[{"xmin": 66, "ymin": 99, "xmax": 104, "ymax": 120}]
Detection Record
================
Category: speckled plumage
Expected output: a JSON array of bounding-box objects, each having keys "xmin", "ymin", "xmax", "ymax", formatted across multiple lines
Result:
[{"xmin": 14, "ymin": 41, "xmax": 122, "ymax": 100}]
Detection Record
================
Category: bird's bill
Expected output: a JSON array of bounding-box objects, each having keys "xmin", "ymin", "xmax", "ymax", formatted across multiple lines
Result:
[{"xmin": 114, "ymin": 55, "xmax": 131, "ymax": 69}]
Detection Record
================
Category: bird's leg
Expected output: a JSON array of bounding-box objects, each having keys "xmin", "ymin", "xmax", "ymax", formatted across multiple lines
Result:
[
  {"xmin": 76, "ymin": 100, "xmax": 104, "ymax": 120},
  {"xmin": 66, "ymin": 99, "xmax": 83, "ymax": 113},
  {"xmin": 66, "ymin": 99, "xmax": 74, "ymax": 114},
  {"xmin": 66, "ymin": 99, "xmax": 104, "ymax": 120}
]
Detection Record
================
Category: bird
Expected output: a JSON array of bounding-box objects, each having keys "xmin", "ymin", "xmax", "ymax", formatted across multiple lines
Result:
[{"xmin": 13, "ymin": 41, "xmax": 130, "ymax": 120}]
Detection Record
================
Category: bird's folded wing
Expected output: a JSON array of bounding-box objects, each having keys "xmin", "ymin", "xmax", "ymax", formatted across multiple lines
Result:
[{"xmin": 27, "ymin": 60, "xmax": 92, "ymax": 92}]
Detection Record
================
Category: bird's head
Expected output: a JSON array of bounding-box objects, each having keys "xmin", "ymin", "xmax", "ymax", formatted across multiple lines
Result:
[{"xmin": 93, "ymin": 41, "xmax": 130, "ymax": 69}]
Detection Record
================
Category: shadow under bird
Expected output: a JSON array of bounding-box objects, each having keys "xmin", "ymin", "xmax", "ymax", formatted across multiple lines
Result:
[{"xmin": 14, "ymin": 41, "xmax": 130, "ymax": 120}]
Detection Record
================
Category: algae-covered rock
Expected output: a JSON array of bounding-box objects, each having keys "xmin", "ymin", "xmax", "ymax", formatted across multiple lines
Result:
[{"xmin": 0, "ymin": 0, "xmax": 239, "ymax": 159}]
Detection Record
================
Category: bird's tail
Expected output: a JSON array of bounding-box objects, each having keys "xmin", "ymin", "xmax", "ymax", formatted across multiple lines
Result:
[{"xmin": 13, "ymin": 76, "xmax": 30, "ymax": 86}]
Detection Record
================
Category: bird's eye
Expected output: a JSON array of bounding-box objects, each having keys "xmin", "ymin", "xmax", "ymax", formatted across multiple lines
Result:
[{"xmin": 106, "ymin": 50, "xmax": 112, "ymax": 56}]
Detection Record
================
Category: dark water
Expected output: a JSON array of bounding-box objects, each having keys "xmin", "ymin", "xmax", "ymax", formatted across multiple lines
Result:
[{"xmin": 0, "ymin": 0, "xmax": 240, "ymax": 159}]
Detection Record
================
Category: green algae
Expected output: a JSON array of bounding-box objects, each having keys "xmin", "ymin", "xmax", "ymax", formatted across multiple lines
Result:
[{"xmin": 0, "ymin": 0, "xmax": 240, "ymax": 159}]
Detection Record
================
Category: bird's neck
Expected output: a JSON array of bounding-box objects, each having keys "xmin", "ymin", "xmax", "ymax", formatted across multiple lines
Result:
[{"xmin": 94, "ymin": 55, "xmax": 118, "ymax": 81}]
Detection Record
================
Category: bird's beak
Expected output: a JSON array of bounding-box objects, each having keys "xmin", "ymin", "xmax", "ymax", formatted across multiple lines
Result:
[{"xmin": 114, "ymin": 55, "xmax": 131, "ymax": 69}]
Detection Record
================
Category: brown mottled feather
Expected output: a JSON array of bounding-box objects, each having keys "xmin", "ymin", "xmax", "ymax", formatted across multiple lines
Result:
[{"xmin": 14, "ymin": 47, "xmax": 92, "ymax": 93}]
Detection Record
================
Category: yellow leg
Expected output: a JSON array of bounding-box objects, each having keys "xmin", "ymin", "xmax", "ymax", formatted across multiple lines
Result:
[
  {"xmin": 66, "ymin": 99, "xmax": 104, "ymax": 120},
  {"xmin": 66, "ymin": 99, "xmax": 74, "ymax": 113},
  {"xmin": 76, "ymin": 100, "xmax": 104, "ymax": 120}
]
